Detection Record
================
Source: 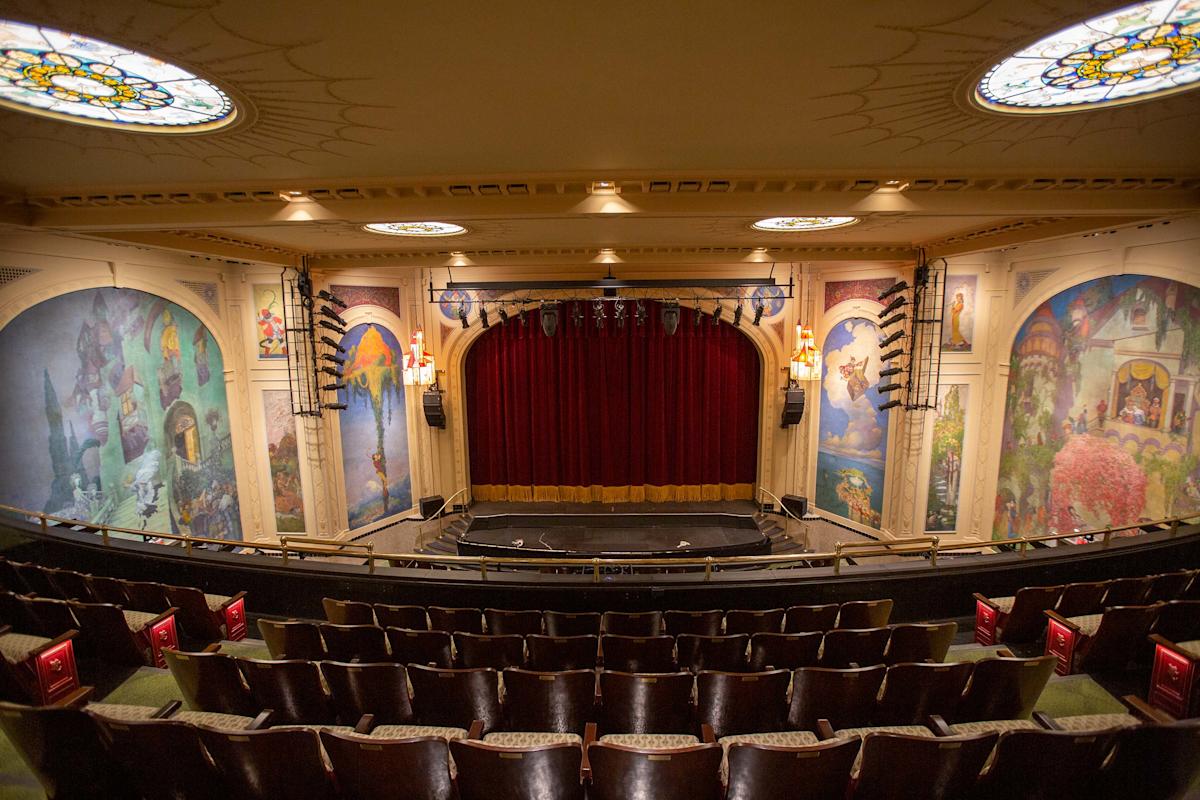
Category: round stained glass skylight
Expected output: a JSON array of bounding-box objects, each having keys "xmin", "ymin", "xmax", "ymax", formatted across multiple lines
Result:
[
  {"xmin": 0, "ymin": 19, "xmax": 235, "ymax": 132},
  {"xmin": 976, "ymin": 0, "xmax": 1200, "ymax": 113},
  {"xmin": 751, "ymin": 216, "xmax": 859, "ymax": 232},
  {"xmin": 363, "ymin": 222, "xmax": 468, "ymax": 237}
]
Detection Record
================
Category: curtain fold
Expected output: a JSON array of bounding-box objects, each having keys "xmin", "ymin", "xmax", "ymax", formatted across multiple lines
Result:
[{"xmin": 466, "ymin": 302, "xmax": 760, "ymax": 502}]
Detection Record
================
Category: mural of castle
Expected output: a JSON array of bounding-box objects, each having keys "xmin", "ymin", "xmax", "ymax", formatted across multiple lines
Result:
[
  {"xmin": 926, "ymin": 384, "xmax": 968, "ymax": 532},
  {"xmin": 995, "ymin": 275, "xmax": 1200, "ymax": 539},
  {"xmin": 338, "ymin": 323, "xmax": 412, "ymax": 529},
  {"xmin": 0, "ymin": 288, "xmax": 241, "ymax": 539},
  {"xmin": 815, "ymin": 318, "xmax": 893, "ymax": 529}
]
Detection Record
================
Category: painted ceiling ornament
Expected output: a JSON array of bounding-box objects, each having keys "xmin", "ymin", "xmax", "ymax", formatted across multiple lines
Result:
[
  {"xmin": 976, "ymin": 0, "xmax": 1200, "ymax": 113},
  {"xmin": 362, "ymin": 222, "xmax": 468, "ymax": 237},
  {"xmin": 751, "ymin": 216, "xmax": 859, "ymax": 232},
  {"xmin": 0, "ymin": 18, "xmax": 235, "ymax": 131}
]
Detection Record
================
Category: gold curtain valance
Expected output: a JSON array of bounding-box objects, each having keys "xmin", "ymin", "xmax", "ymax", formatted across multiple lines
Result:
[{"xmin": 1116, "ymin": 359, "xmax": 1170, "ymax": 390}]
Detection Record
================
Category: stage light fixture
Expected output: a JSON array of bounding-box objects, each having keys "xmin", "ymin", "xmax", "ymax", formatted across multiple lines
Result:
[
  {"xmin": 877, "ymin": 281, "xmax": 909, "ymax": 301},
  {"xmin": 321, "ymin": 382, "xmax": 346, "ymax": 392},
  {"xmin": 879, "ymin": 312, "xmax": 907, "ymax": 330},
  {"xmin": 614, "ymin": 298, "xmax": 627, "ymax": 329},
  {"xmin": 319, "ymin": 320, "xmax": 347, "ymax": 336},
  {"xmin": 878, "ymin": 382, "xmax": 903, "ymax": 394},
  {"xmin": 317, "ymin": 289, "xmax": 348, "ymax": 309},
  {"xmin": 879, "ymin": 366, "xmax": 903, "ymax": 378},
  {"xmin": 635, "ymin": 300, "xmax": 647, "ymax": 326},
  {"xmin": 498, "ymin": 306, "xmax": 509, "ymax": 325},
  {"xmin": 878, "ymin": 399, "xmax": 902, "ymax": 411},
  {"xmin": 752, "ymin": 302, "xmax": 765, "ymax": 326},
  {"xmin": 593, "ymin": 299, "xmax": 606, "ymax": 328},
  {"xmin": 572, "ymin": 302, "xmax": 584, "ymax": 328},
  {"xmin": 322, "ymin": 402, "xmax": 348, "ymax": 411},
  {"xmin": 712, "ymin": 303, "xmax": 723, "ymax": 325},
  {"xmin": 541, "ymin": 302, "xmax": 560, "ymax": 337},
  {"xmin": 479, "ymin": 304, "xmax": 489, "ymax": 328},
  {"xmin": 518, "ymin": 307, "xmax": 527, "ymax": 326},
  {"xmin": 878, "ymin": 330, "xmax": 905, "ymax": 348},
  {"xmin": 661, "ymin": 301, "xmax": 680, "ymax": 335},
  {"xmin": 458, "ymin": 303, "xmax": 470, "ymax": 329},
  {"xmin": 319, "ymin": 306, "xmax": 347, "ymax": 327},
  {"xmin": 733, "ymin": 302, "xmax": 744, "ymax": 327},
  {"xmin": 880, "ymin": 348, "xmax": 905, "ymax": 362},
  {"xmin": 319, "ymin": 366, "xmax": 343, "ymax": 379},
  {"xmin": 878, "ymin": 295, "xmax": 908, "ymax": 317},
  {"xmin": 694, "ymin": 301, "xmax": 703, "ymax": 327},
  {"xmin": 321, "ymin": 354, "xmax": 346, "ymax": 366},
  {"xmin": 320, "ymin": 336, "xmax": 347, "ymax": 353}
]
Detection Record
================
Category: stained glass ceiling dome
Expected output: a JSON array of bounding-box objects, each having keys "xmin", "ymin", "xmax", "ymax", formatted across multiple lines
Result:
[
  {"xmin": 363, "ymin": 222, "xmax": 469, "ymax": 237},
  {"xmin": 976, "ymin": 0, "xmax": 1200, "ymax": 113},
  {"xmin": 751, "ymin": 216, "xmax": 859, "ymax": 232},
  {"xmin": 0, "ymin": 19, "xmax": 235, "ymax": 132}
]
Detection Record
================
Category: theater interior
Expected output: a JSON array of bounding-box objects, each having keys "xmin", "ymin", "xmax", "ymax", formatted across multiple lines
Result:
[{"xmin": 0, "ymin": 1, "xmax": 1198, "ymax": 798}]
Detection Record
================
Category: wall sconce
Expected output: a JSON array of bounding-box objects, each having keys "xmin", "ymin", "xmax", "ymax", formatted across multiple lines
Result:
[
  {"xmin": 789, "ymin": 324, "xmax": 822, "ymax": 384},
  {"xmin": 403, "ymin": 327, "xmax": 437, "ymax": 386}
]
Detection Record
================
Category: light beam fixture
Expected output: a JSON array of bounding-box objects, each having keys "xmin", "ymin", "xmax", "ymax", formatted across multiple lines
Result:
[
  {"xmin": 457, "ymin": 303, "xmax": 469, "ymax": 329},
  {"xmin": 878, "ymin": 295, "xmax": 908, "ymax": 317},
  {"xmin": 733, "ymin": 301, "xmax": 744, "ymax": 327},
  {"xmin": 879, "ymin": 312, "xmax": 907, "ymax": 330},
  {"xmin": 320, "ymin": 336, "xmax": 346, "ymax": 353},
  {"xmin": 479, "ymin": 304, "xmax": 490, "ymax": 329},
  {"xmin": 878, "ymin": 330, "xmax": 905, "ymax": 348},
  {"xmin": 540, "ymin": 302, "xmax": 560, "ymax": 337},
  {"xmin": 880, "ymin": 347, "xmax": 905, "ymax": 362},
  {"xmin": 877, "ymin": 281, "xmax": 909, "ymax": 301},
  {"xmin": 661, "ymin": 302, "xmax": 680, "ymax": 335},
  {"xmin": 635, "ymin": 300, "xmax": 647, "ymax": 327},
  {"xmin": 752, "ymin": 302, "xmax": 765, "ymax": 326},
  {"xmin": 878, "ymin": 399, "xmax": 902, "ymax": 411},
  {"xmin": 712, "ymin": 303, "xmax": 723, "ymax": 325}
]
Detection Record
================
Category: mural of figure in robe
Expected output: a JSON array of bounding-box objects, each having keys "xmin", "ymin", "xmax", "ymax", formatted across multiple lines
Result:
[
  {"xmin": 338, "ymin": 323, "xmax": 411, "ymax": 529},
  {"xmin": 926, "ymin": 384, "xmax": 968, "ymax": 533},
  {"xmin": 0, "ymin": 288, "xmax": 241, "ymax": 539},
  {"xmin": 995, "ymin": 275, "xmax": 1200, "ymax": 540}
]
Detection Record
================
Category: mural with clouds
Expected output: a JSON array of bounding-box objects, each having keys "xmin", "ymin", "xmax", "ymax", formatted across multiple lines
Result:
[
  {"xmin": 815, "ymin": 318, "xmax": 893, "ymax": 529},
  {"xmin": 337, "ymin": 323, "xmax": 412, "ymax": 529},
  {"xmin": 0, "ymin": 288, "xmax": 241, "ymax": 538}
]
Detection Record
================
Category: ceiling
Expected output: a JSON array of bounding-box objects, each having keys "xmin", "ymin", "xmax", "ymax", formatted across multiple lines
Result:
[{"xmin": 0, "ymin": 0, "xmax": 1198, "ymax": 267}]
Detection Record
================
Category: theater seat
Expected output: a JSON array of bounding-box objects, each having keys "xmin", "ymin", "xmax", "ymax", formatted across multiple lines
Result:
[
  {"xmin": 98, "ymin": 715, "xmax": 236, "ymax": 800},
  {"xmin": 385, "ymin": 627, "xmax": 454, "ymax": 668},
  {"xmin": 163, "ymin": 648, "xmax": 256, "ymax": 716},
  {"xmin": 974, "ymin": 585, "xmax": 1063, "ymax": 645},
  {"xmin": 1149, "ymin": 634, "xmax": 1200, "ymax": 718},
  {"xmin": 972, "ymin": 728, "xmax": 1117, "ymax": 800},
  {"xmin": 527, "ymin": 634, "xmax": 598, "ymax": 671},
  {"xmin": 199, "ymin": 726, "xmax": 337, "ymax": 800},
  {"xmin": 451, "ymin": 738, "xmax": 584, "ymax": 800},
  {"xmin": 71, "ymin": 601, "xmax": 179, "ymax": 668},
  {"xmin": 598, "ymin": 670, "xmax": 695, "ymax": 736},
  {"xmin": 320, "ymin": 730, "xmax": 454, "ymax": 800},
  {"xmin": 1045, "ymin": 604, "xmax": 1161, "ymax": 674},
  {"xmin": 373, "ymin": 603, "xmax": 428, "ymax": 630},
  {"xmin": 587, "ymin": 741, "xmax": 723, "ymax": 800},
  {"xmin": 0, "ymin": 627, "xmax": 81, "ymax": 705},
  {"xmin": 851, "ymin": 731, "xmax": 997, "ymax": 800},
  {"xmin": 167, "ymin": 585, "xmax": 247, "ymax": 641},
  {"xmin": 725, "ymin": 737, "xmax": 858, "ymax": 800}
]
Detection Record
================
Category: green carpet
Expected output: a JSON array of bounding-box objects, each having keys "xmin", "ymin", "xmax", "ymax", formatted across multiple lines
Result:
[{"xmin": 1036, "ymin": 673, "xmax": 1130, "ymax": 718}]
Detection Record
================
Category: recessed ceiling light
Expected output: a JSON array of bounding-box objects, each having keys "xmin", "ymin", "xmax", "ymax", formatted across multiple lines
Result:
[
  {"xmin": 590, "ymin": 181, "xmax": 620, "ymax": 195},
  {"xmin": 751, "ymin": 216, "xmax": 859, "ymax": 232},
  {"xmin": 0, "ymin": 18, "xmax": 236, "ymax": 132},
  {"xmin": 363, "ymin": 222, "xmax": 468, "ymax": 237},
  {"xmin": 975, "ymin": 0, "xmax": 1200, "ymax": 113}
]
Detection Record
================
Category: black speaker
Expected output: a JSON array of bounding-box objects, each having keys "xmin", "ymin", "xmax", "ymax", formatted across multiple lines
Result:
[
  {"xmin": 422, "ymin": 389, "xmax": 446, "ymax": 429},
  {"xmin": 419, "ymin": 495, "xmax": 445, "ymax": 519},
  {"xmin": 781, "ymin": 494, "xmax": 808, "ymax": 519},
  {"xmin": 780, "ymin": 388, "xmax": 805, "ymax": 427}
]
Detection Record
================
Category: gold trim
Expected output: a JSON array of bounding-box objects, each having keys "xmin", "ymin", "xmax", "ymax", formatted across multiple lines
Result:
[{"xmin": 472, "ymin": 483, "xmax": 754, "ymax": 503}]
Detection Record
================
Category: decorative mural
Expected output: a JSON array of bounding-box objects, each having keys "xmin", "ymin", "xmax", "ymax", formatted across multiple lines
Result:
[
  {"xmin": 263, "ymin": 389, "xmax": 305, "ymax": 532},
  {"xmin": 329, "ymin": 285, "xmax": 402, "ymax": 317},
  {"xmin": 0, "ymin": 288, "xmax": 241, "ymax": 539},
  {"xmin": 942, "ymin": 275, "xmax": 976, "ymax": 352},
  {"xmin": 815, "ymin": 318, "xmax": 893, "ymax": 529},
  {"xmin": 995, "ymin": 275, "xmax": 1200, "ymax": 540},
  {"xmin": 824, "ymin": 278, "xmax": 895, "ymax": 312},
  {"xmin": 338, "ymin": 323, "xmax": 411, "ymax": 529},
  {"xmin": 926, "ymin": 384, "xmax": 968, "ymax": 533},
  {"xmin": 253, "ymin": 283, "xmax": 287, "ymax": 359}
]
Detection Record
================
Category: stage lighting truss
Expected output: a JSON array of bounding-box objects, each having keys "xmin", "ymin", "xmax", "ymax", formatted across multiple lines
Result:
[
  {"xmin": 873, "ymin": 254, "xmax": 946, "ymax": 413},
  {"xmin": 283, "ymin": 260, "xmax": 346, "ymax": 418}
]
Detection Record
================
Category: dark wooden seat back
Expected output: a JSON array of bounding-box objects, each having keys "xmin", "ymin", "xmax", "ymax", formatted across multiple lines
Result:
[
  {"xmin": 100, "ymin": 716, "xmax": 229, "ymax": 800},
  {"xmin": 13, "ymin": 563, "xmax": 57, "ymax": 598},
  {"xmin": 166, "ymin": 584, "xmax": 226, "ymax": 641},
  {"xmin": 979, "ymin": 729, "xmax": 1117, "ymax": 800},
  {"xmin": 854, "ymin": 732, "xmax": 996, "ymax": 800},
  {"xmin": 527, "ymin": 634, "xmax": 599, "ymax": 671},
  {"xmin": 44, "ymin": 568, "xmax": 93, "ymax": 601},
  {"xmin": 257, "ymin": 619, "xmax": 326, "ymax": 660},
  {"xmin": 87, "ymin": 575, "xmax": 131, "ymax": 606},
  {"xmin": 1101, "ymin": 577, "xmax": 1152, "ymax": 608},
  {"xmin": 956, "ymin": 655, "xmax": 1056, "ymax": 723},
  {"xmin": 21, "ymin": 596, "xmax": 78, "ymax": 638},
  {"xmin": 454, "ymin": 632, "xmax": 526, "ymax": 669},
  {"xmin": 318, "ymin": 623, "xmax": 390, "ymax": 663},
  {"xmin": 884, "ymin": 622, "xmax": 957, "ymax": 664},
  {"xmin": 0, "ymin": 590, "xmax": 39, "ymax": 633},
  {"xmin": 502, "ymin": 668, "xmax": 596, "ymax": 734},
  {"xmin": 408, "ymin": 664, "xmax": 502, "ymax": 733},
  {"xmin": 999, "ymin": 585, "xmax": 1063, "ymax": 643},
  {"xmin": 1152, "ymin": 599, "xmax": 1200, "ymax": 642},
  {"xmin": 544, "ymin": 611, "xmax": 602, "ymax": 637},
  {"xmin": 677, "ymin": 634, "xmax": 749, "ymax": 673},
  {"xmin": 70, "ymin": 601, "xmax": 149, "ymax": 665},
  {"xmin": 385, "ymin": 627, "xmax": 454, "ymax": 668},
  {"xmin": 587, "ymin": 742, "xmax": 723, "ymax": 800},
  {"xmin": 726, "ymin": 737, "xmax": 859, "ymax": 800},
  {"xmin": 122, "ymin": 580, "xmax": 171, "ymax": 613},
  {"xmin": 598, "ymin": 670, "xmax": 695, "ymax": 734},
  {"xmin": 663, "ymin": 609, "xmax": 724, "ymax": 636},
  {"xmin": 1088, "ymin": 721, "xmax": 1200, "ymax": 800},
  {"xmin": 837, "ymin": 599, "xmax": 893, "ymax": 629},
  {"xmin": 788, "ymin": 665, "xmax": 887, "ymax": 731},
  {"xmin": 373, "ymin": 603, "xmax": 428, "ymax": 630},
  {"xmin": 451, "ymin": 740, "xmax": 584, "ymax": 800},
  {"xmin": 164, "ymin": 648, "xmax": 256, "ymax": 715},
  {"xmin": 199, "ymin": 726, "xmax": 336, "ymax": 800},
  {"xmin": 748, "ymin": 632, "xmax": 822, "ymax": 670},
  {"xmin": 427, "ymin": 606, "xmax": 483, "ymax": 634},
  {"xmin": 600, "ymin": 634, "xmax": 676, "ymax": 672},
  {"xmin": 601, "ymin": 611, "xmax": 664, "ymax": 636},
  {"xmin": 321, "ymin": 731, "xmax": 453, "ymax": 800},
  {"xmin": 1076, "ymin": 603, "xmax": 1161, "ymax": 672},
  {"xmin": 818, "ymin": 627, "xmax": 891, "ymax": 668},
  {"xmin": 1055, "ymin": 581, "xmax": 1108, "ymax": 617},
  {"xmin": 724, "ymin": 608, "xmax": 785, "ymax": 635},
  {"xmin": 697, "ymin": 669, "xmax": 790, "ymax": 738},
  {"xmin": 873, "ymin": 661, "xmax": 973, "ymax": 726},
  {"xmin": 1145, "ymin": 571, "xmax": 1194, "ymax": 602},
  {"xmin": 0, "ymin": 700, "xmax": 138, "ymax": 800},
  {"xmin": 321, "ymin": 597, "xmax": 375, "ymax": 625},
  {"xmin": 0, "ymin": 558, "xmax": 27, "ymax": 593},
  {"xmin": 321, "ymin": 660, "xmax": 414, "ymax": 725},
  {"xmin": 483, "ymin": 608, "xmax": 543, "ymax": 635},
  {"xmin": 785, "ymin": 604, "xmax": 841, "ymax": 634},
  {"xmin": 239, "ymin": 658, "xmax": 334, "ymax": 725}
]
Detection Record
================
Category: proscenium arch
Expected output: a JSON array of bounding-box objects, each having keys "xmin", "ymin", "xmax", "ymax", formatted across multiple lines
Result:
[{"xmin": 443, "ymin": 295, "xmax": 781, "ymax": 501}]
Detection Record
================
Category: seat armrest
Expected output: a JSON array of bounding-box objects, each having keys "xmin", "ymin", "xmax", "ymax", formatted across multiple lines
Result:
[
  {"xmin": 221, "ymin": 591, "xmax": 248, "ymax": 609},
  {"xmin": 1122, "ymin": 693, "xmax": 1176, "ymax": 723},
  {"xmin": 153, "ymin": 700, "xmax": 182, "ymax": 719},
  {"xmin": 145, "ymin": 607, "xmax": 179, "ymax": 630},
  {"xmin": 816, "ymin": 719, "xmax": 836, "ymax": 739},
  {"xmin": 55, "ymin": 686, "xmax": 93, "ymax": 707},
  {"xmin": 996, "ymin": 648, "xmax": 1015, "ymax": 658},
  {"xmin": 927, "ymin": 715, "xmax": 953, "ymax": 736},
  {"xmin": 701, "ymin": 723, "xmax": 716, "ymax": 744},
  {"xmin": 467, "ymin": 719, "xmax": 484, "ymax": 740},
  {"xmin": 1044, "ymin": 610, "xmax": 1080, "ymax": 633},
  {"xmin": 354, "ymin": 713, "xmax": 375, "ymax": 734},
  {"xmin": 1032, "ymin": 711, "xmax": 1059, "ymax": 730},
  {"xmin": 972, "ymin": 593, "xmax": 1000, "ymax": 611},
  {"xmin": 581, "ymin": 722, "xmax": 597, "ymax": 780},
  {"xmin": 0, "ymin": 624, "xmax": 11, "ymax": 636},
  {"xmin": 1148, "ymin": 633, "xmax": 1194, "ymax": 659},
  {"xmin": 202, "ymin": 642, "xmax": 222, "ymax": 653},
  {"xmin": 249, "ymin": 709, "xmax": 274, "ymax": 730}
]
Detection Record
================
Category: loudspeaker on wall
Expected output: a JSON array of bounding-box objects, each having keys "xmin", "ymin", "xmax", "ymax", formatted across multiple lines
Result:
[
  {"xmin": 780, "ymin": 388, "xmax": 805, "ymax": 427},
  {"xmin": 423, "ymin": 389, "xmax": 446, "ymax": 429}
]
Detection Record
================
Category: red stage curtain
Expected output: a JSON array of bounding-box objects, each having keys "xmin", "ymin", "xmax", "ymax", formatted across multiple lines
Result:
[{"xmin": 465, "ymin": 302, "xmax": 760, "ymax": 503}]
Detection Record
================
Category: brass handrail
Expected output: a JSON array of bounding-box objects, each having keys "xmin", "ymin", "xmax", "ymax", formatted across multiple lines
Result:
[
  {"xmin": 1, "ymin": 500, "xmax": 1197, "ymax": 582},
  {"xmin": 756, "ymin": 486, "xmax": 809, "ymax": 549}
]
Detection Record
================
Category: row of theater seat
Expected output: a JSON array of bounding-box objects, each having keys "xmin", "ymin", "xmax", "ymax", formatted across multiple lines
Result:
[
  {"xmin": 4, "ymin": 695, "xmax": 1198, "ymax": 800},
  {"xmin": 165, "ymin": 648, "xmax": 1061, "ymax": 732},
  {"xmin": 257, "ymin": 619, "xmax": 957, "ymax": 672}
]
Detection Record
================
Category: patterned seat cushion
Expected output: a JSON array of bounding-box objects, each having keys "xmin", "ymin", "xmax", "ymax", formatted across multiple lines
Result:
[
  {"xmin": 717, "ymin": 731, "xmax": 820, "ymax": 783},
  {"xmin": 1066, "ymin": 614, "xmax": 1103, "ymax": 637},
  {"xmin": 1052, "ymin": 713, "xmax": 1140, "ymax": 732},
  {"xmin": 483, "ymin": 731, "xmax": 582, "ymax": 747},
  {"xmin": 597, "ymin": 733, "xmax": 700, "ymax": 749},
  {"xmin": 833, "ymin": 725, "xmax": 933, "ymax": 739},
  {"xmin": 1175, "ymin": 640, "xmax": 1200, "ymax": 659},
  {"xmin": 172, "ymin": 710, "xmax": 256, "ymax": 730},
  {"xmin": 85, "ymin": 703, "xmax": 159, "ymax": 721},
  {"xmin": 949, "ymin": 719, "xmax": 1040, "ymax": 735},
  {"xmin": 204, "ymin": 594, "xmax": 231, "ymax": 613},
  {"xmin": 122, "ymin": 610, "xmax": 161, "ymax": 632},
  {"xmin": 989, "ymin": 596, "xmax": 1016, "ymax": 614},
  {"xmin": 0, "ymin": 632, "xmax": 50, "ymax": 663},
  {"xmin": 370, "ymin": 724, "xmax": 468, "ymax": 741}
]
